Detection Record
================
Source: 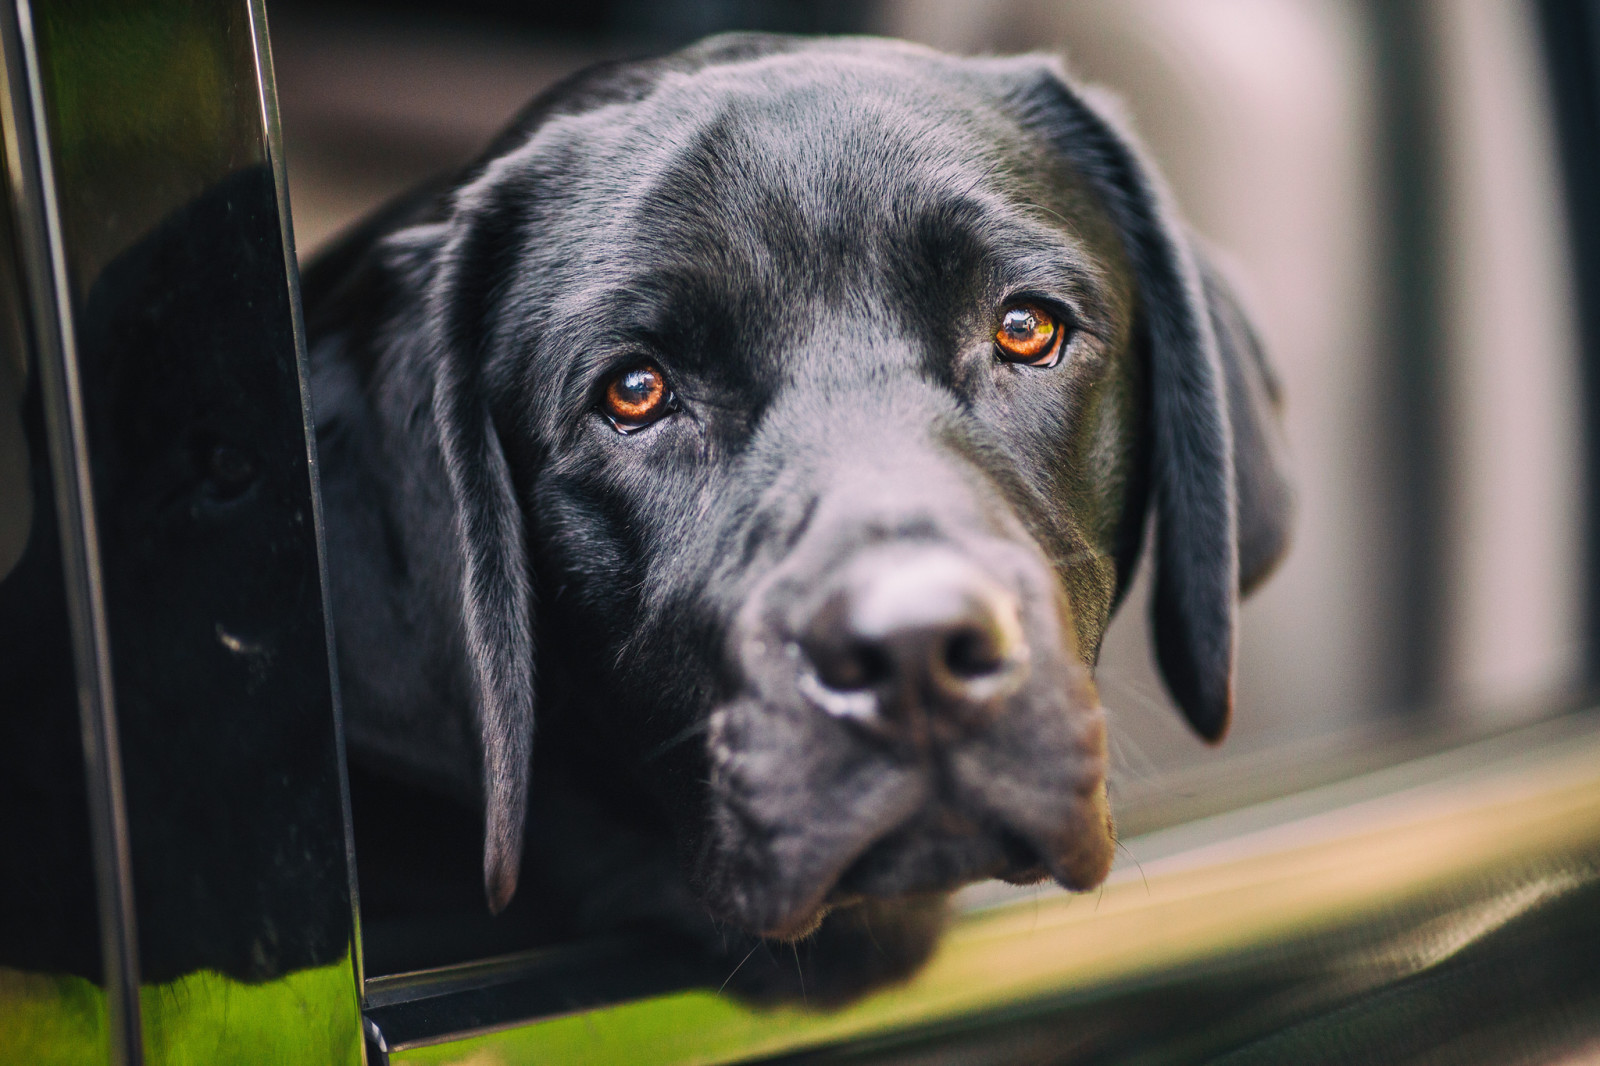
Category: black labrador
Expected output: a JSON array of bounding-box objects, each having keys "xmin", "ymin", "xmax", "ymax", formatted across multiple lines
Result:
[{"xmin": 305, "ymin": 33, "xmax": 1292, "ymax": 1001}]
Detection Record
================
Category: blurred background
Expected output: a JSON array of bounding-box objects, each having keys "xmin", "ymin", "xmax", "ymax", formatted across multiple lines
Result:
[{"xmin": 269, "ymin": 0, "xmax": 1594, "ymax": 826}]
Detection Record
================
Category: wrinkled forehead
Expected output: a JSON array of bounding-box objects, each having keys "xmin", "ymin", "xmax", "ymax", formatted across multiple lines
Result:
[
  {"xmin": 582, "ymin": 53, "xmax": 1012, "ymax": 204},
  {"xmin": 619, "ymin": 57, "xmax": 1016, "ymax": 231},
  {"xmin": 513, "ymin": 51, "xmax": 1113, "ymax": 300}
]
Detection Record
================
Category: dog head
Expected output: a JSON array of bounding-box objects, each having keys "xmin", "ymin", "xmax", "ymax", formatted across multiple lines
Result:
[{"xmin": 307, "ymin": 34, "xmax": 1291, "ymax": 940}]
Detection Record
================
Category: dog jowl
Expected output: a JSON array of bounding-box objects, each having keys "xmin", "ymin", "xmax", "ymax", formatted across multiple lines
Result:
[{"xmin": 306, "ymin": 33, "xmax": 1292, "ymax": 998}]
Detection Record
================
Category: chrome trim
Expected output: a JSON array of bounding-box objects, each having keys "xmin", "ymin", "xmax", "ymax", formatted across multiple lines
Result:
[
  {"xmin": 0, "ymin": 1, "xmax": 143, "ymax": 1061},
  {"xmin": 244, "ymin": 0, "xmax": 368, "ymax": 1002}
]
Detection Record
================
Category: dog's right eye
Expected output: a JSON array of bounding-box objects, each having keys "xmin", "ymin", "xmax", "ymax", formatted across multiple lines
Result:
[
  {"xmin": 600, "ymin": 363, "xmax": 676, "ymax": 433},
  {"xmin": 994, "ymin": 303, "xmax": 1067, "ymax": 367}
]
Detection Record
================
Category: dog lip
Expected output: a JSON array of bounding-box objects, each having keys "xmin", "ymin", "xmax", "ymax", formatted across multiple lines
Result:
[
  {"xmin": 747, "ymin": 805, "xmax": 1110, "ymax": 935},
  {"xmin": 759, "ymin": 901, "xmax": 836, "ymax": 942},
  {"xmin": 1034, "ymin": 786, "xmax": 1116, "ymax": 892},
  {"xmin": 715, "ymin": 792, "xmax": 1114, "ymax": 939},
  {"xmin": 828, "ymin": 823, "xmax": 1047, "ymax": 900}
]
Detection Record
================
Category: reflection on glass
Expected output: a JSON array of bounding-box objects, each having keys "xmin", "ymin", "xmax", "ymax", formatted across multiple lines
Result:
[
  {"xmin": 1, "ymin": 0, "xmax": 361, "ymax": 1062},
  {"xmin": 0, "ymin": 112, "xmax": 102, "ymax": 991},
  {"xmin": 0, "ymin": 177, "xmax": 28, "ymax": 582}
]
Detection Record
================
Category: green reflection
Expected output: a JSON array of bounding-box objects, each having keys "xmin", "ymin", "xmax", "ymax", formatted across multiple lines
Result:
[
  {"xmin": 399, "ymin": 992, "xmax": 795, "ymax": 1066},
  {"xmin": 0, "ymin": 953, "xmax": 361, "ymax": 1065},
  {"xmin": 34, "ymin": 0, "xmax": 265, "ymax": 292},
  {"xmin": 44, "ymin": 10, "xmax": 230, "ymax": 160}
]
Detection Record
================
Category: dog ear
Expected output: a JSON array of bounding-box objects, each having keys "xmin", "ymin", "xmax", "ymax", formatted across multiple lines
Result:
[
  {"xmin": 1014, "ymin": 66, "xmax": 1293, "ymax": 741},
  {"xmin": 1200, "ymin": 252, "xmax": 1294, "ymax": 599},
  {"xmin": 1148, "ymin": 244, "xmax": 1294, "ymax": 741},
  {"xmin": 309, "ymin": 200, "xmax": 536, "ymax": 915},
  {"xmin": 413, "ymin": 201, "xmax": 536, "ymax": 915}
]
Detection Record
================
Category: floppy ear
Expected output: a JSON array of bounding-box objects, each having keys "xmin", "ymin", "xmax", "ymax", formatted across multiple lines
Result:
[
  {"xmin": 1016, "ymin": 67, "xmax": 1293, "ymax": 741},
  {"xmin": 415, "ymin": 204, "xmax": 536, "ymax": 915},
  {"xmin": 1200, "ymin": 252, "xmax": 1294, "ymax": 598},
  {"xmin": 313, "ymin": 206, "xmax": 536, "ymax": 915}
]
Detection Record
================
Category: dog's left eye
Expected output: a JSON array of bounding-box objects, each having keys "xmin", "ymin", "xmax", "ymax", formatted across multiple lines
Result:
[
  {"xmin": 600, "ymin": 363, "xmax": 676, "ymax": 432},
  {"xmin": 994, "ymin": 303, "xmax": 1066, "ymax": 367}
]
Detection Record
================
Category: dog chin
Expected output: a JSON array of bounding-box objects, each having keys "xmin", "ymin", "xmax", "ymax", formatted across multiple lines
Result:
[{"xmin": 701, "ymin": 790, "xmax": 1117, "ymax": 944}]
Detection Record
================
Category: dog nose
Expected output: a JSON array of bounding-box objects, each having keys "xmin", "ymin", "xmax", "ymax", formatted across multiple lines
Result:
[{"xmin": 798, "ymin": 549, "xmax": 1029, "ymax": 742}]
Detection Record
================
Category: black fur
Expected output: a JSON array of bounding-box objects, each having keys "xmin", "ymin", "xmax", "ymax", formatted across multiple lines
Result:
[{"xmin": 305, "ymin": 34, "xmax": 1292, "ymax": 999}]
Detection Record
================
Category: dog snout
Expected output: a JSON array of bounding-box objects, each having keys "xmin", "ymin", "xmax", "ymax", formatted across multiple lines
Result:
[{"xmin": 797, "ymin": 548, "xmax": 1030, "ymax": 743}]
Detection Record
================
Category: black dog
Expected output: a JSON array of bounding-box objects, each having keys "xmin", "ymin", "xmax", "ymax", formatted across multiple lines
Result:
[{"xmin": 305, "ymin": 33, "xmax": 1291, "ymax": 1000}]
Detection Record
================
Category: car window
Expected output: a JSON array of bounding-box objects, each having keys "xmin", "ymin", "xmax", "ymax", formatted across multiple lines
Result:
[{"xmin": 5, "ymin": 2, "xmax": 1600, "ymax": 1065}]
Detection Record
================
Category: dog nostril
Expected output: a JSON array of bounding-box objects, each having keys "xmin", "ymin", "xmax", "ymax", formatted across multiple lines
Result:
[
  {"xmin": 943, "ymin": 626, "xmax": 1006, "ymax": 680},
  {"xmin": 815, "ymin": 640, "xmax": 894, "ymax": 692}
]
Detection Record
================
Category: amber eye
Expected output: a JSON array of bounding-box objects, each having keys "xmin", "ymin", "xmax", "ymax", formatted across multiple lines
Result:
[
  {"xmin": 601, "ymin": 364, "xmax": 675, "ymax": 431},
  {"xmin": 995, "ymin": 303, "xmax": 1065, "ymax": 366}
]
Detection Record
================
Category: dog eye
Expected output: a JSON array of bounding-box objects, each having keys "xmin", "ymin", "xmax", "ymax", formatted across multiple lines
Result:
[
  {"xmin": 994, "ymin": 303, "xmax": 1066, "ymax": 367},
  {"xmin": 600, "ymin": 363, "xmax": 676, "ymax": 432}
]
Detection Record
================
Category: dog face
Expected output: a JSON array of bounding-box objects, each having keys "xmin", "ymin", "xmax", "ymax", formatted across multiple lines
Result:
[{"xmin": 307, "ymin": 34, "xmax": 1291, "ymax": 950}]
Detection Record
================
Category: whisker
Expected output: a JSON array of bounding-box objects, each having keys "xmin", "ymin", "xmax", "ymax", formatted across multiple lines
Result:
[
  {"xmin": 1116, "ymin": 839, "xmax": 1150, "ymax": 895},
  {"xmin": 862, "ymin": 909, "xmax": 886, "ymax": 958},
  {"xmin": 717, "ymin": 941, "xmax": 762, "ymax": 996},
  {"xmin": 791, "ymin": 942, "xmax": 807, "ymax": 1004},
  {"xmin": 643, "ymin": 719, "xmax": 712, "ymax": 763}
]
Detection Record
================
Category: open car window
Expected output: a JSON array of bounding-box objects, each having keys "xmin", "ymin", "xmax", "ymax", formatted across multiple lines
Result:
[{"xmin": 5, "ymin": 2, "xmax": 1600, "ymax": 1065}]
